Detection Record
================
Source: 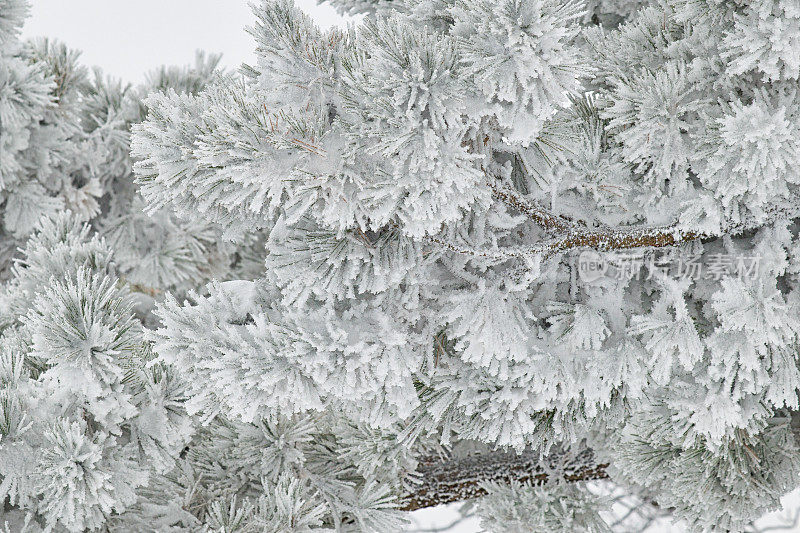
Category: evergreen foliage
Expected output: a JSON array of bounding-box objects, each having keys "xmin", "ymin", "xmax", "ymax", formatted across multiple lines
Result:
[{"xmin": 2, "ymin": 0, "xmax": 800, "ymax": 531}]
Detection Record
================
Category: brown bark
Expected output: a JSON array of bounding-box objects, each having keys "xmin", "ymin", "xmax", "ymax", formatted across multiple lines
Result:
[
  {"xmin": 485, "ymin": 181, "xmax": 800, "ymax": 256},
  {"xmin": 399, "ymin": 448, "xmax": 608, "ymax": 511},
  {"xmin": 399, "ymin": 422, "xmax": 800, "ymax": 511}
]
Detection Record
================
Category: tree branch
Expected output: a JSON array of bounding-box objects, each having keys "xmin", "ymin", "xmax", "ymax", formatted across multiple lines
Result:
[
  {"xmin": 486, "ymin": 180, "xmax": 577, "ymax": 234},
  {"xmin": 463, "ymin": 180, "xmax": 800, "ymax": 257},
  {"xmin": 400, "ymin": 422, "xmax": 800, "ymax": 512},
  {"xmin": 399, "ymin": 448, "xmax": 608, "ymax": 511}
]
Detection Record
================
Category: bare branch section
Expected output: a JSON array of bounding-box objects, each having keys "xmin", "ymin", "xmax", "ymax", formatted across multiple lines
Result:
[
  {"xmin": 488, "ymin": 180, "xmax": 699, "ymax": 254},
  {"xmin": 486, "ymin": 181, "xmax": 800, "ymax": 255},
  {"xmin": 399, "ymin": 448, "xmax": 609, "ymax": 511},
  {"xmin": 487, "ymin": 181, "xmax": 576, "ymax": 234},
  {"xmin": 400, "ymin": 423, "xmax": 800, "ymax": 512},
  {"xmin": 545, "ymin": 225, "xmax": 699, "ymax": 254}
]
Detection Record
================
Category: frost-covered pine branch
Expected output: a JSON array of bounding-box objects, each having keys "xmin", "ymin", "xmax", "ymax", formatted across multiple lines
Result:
[{"xmin": 3, "ymin": 0, "xmax": 800, "ymax": 531}]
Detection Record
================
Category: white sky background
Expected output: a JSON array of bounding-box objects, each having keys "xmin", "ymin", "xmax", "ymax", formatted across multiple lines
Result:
[
  {"xmin": 22, "ymin": 0, "xmax": 351, "ymax": 83},
  {"xmin": 19, "ymin": 2, "xmax": 800, "ymax": 532}
]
